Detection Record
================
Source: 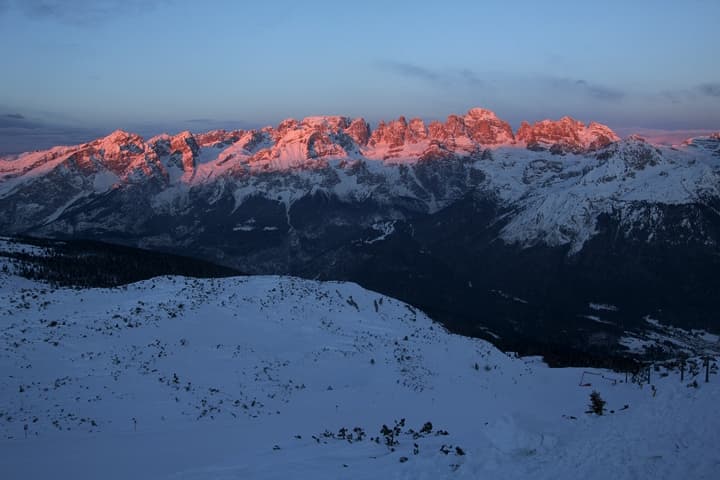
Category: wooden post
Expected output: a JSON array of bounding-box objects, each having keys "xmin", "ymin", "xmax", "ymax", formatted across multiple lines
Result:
[
  {"xmin": 680, "ymin": 359, "xmax": 685, "ymax": 382},
  {"xmin": 705, "ymin": 357, "xmax": 710, "ymax": 383}
]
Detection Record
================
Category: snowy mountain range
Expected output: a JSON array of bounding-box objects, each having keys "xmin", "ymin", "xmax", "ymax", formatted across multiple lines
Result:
[
  {"xmin": 1, "ymin": 108, "xmax": 719, "ymax": 357},
  {"xmin": 0, "ymin": 242, "xmax": 718, "ymax": 479}
]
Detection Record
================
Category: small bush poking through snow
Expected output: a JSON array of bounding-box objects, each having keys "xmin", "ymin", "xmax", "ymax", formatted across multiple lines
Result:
[{"xmin": 588, "ymin": 390, "xmax": 606, "ymax": 416}]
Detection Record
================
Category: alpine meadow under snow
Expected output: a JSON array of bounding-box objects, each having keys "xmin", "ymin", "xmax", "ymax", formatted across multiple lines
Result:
[{"xmin": 0, "ymin": 244, "xmax": 718, "ymax": 479}]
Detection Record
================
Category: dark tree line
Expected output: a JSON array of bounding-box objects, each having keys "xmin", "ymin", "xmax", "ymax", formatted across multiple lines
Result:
[{"xmin": 1, "ymin": 236, "xmax": 243, "ymax": 288}]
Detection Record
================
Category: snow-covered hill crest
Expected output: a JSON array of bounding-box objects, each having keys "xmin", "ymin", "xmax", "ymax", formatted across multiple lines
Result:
[{"xmin": 0, "ymin": 261, "xmax": 718, "ymax": 479}]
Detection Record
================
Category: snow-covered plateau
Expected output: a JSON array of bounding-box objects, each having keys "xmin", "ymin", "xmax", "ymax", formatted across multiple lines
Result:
[{"xmin": 0, "ymin": 258, "xmax": 718, "ymax": 479}]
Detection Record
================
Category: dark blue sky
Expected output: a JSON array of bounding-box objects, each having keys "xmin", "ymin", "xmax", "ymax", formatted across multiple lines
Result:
[{"xmin": 1, "ymin": 0, "xmax": 719, "ymax": 153}]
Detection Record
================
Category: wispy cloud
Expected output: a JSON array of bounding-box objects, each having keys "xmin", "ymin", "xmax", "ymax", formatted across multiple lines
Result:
[
  {"xmin": 376, "ymin": 61, "xmax": 484, "ymax": 89},
  {"xmin": 660, "ymin": 90, "xmax": 685, "ymax": 104},
  {"xmin": 3, "ymin": 0, "xmax": 174, "ymax": 26},
  {"xmin": 575, "ymin": 80, "xmax": 624, "ymax": 101},
  {"xmin": 697, "ymin": 83, "xmax": 720, "ymax": 98},
  {"xmin": 658, "ymin": 82, "xmax": 720, "ymax": 103},
  {"xmin": 376, "ymin": 61, "xmax": 444, "ymax": 85},
  {"xmin": 548, "ymin": 78, "xmax": 625, "ymax": 102},
  {"xmin": 0, "ymin": 110, "xmax": 106, "ymax": 154},
  {"xmin": 0, "ymin": 112, "xmax": 43, "ymax": 129},
  {"xmin": 377, "ymin": 61, "xmax": 624, "ymax": 103},
  {"xmin": 458, "ymin": 69, "xmax": 484, "ymax": 88}
]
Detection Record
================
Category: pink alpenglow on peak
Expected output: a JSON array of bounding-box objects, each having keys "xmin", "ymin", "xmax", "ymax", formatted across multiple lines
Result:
[
  {"xmin": 345, "ymin": 118, "xmax": 372, "ymax": 146},
  {"xmin": 300, "ymin": 116, "xmax": 352, "ymax": 130},
  {"xmin": 249, "ymin": 115, "xmax": 363, "ymax": 170},
  {"xmin": 0, "ymin": 108, "xmax": 651, "ymax": 186},
  {"xmin": 424, "ymin": 109, "xmax": 516, "ymax": 148},
  {"xmin": 98, "ymin": 129, "xmax": 144, "ymax": 146},
  {"xmin": 369, "ymin": 116, "xmax": 415, "ymax": 148},
  {"xmin": 92, "ymin": 130, "xmax": 147, "ymax": 156},
  {"xmin": 516, "ymin": 117, "xmax": 619, "ymax": 153},
  {"xmin": 367, "ymin": 108, "xmax": 516, "ymax": 151},
  {"xmin": 463, "ymin": 108, "xmax": 516, "ymax": 145},
  {"xmin": 194, "ymin": 130, "xmax": 244, "ymax": 148},
  {"xmin": 466, "ymin": 107, "xmax": 501, "ymax": 120},
  {"xmin": 74, "ymin": 130, "xmax": 151, "ymax": 176}
]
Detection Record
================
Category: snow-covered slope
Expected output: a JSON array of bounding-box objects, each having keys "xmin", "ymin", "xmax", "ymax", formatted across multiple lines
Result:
[{"xmin": 0, "ymin": 260, "xmax": 718, "ymax": 479}]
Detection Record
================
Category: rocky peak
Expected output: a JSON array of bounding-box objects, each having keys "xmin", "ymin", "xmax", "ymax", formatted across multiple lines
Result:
[
  {"xmin": 463, "ymin": 108, "xmax": 515, "ymax": 145},
  {"xmin": 245, "ymin": 116, "xmax": 360, "ymax": 167},
  {"xmin": 276, "ymin": 118, "xmax": 299, "ymax": 132},
  {"xmin": 626, "ymin": 134, "xmax": 648, "ymax": 143},
  {"xmin": 94, "ymin": 130, "xmax": 146, "ymax": 154},
  {"xmin": 271, "ymin": 116, "xmax": 351, "ymax": 142},
  {"xmin": 195, "ymin": 130, "xmax": 242, "ymax": 148},
  {"xmin": 444, "ymin": 115, "xmax": 467, "ymax": 138},
  {"xmin": 517, "ymin": 117, "xmax": 618, "ymax": 153},
  {"xmin": 170, "ymin": 130, "xmax": 198, "ymax": 150},
  {"xmin": 240, "ymin": 130, "xmax": 273, "ymax": 154},
  {"xmin": 425, "ymin": 116, "xmax": 463, "ymax": 144},
  {"xmin": 345, "ymin": 118, "xmax": 371, "ymax": 146},
  {"xmin": 67, "ymin": 130, "xmax": 149, "ymax": 175},
  {"xmin": 268, "ymin": 119, "xmax": 298, "ymax": 142},
  {"xmin": 427, "ymin": 120, "xmax": 447, "ymax": 142},
  {"xmin": 300, "ymin": 116, "xmax": 351, "ymax": 131},
  {"xmin": 423, "ymin": 108, "xmax": 515, "ymax": 146},
  {"xmin": 466, "ymin": 107, "xmax": 500, "ymax": 121},
  {"xmin": 585, "ymin": 122, "xmax": 621, "ymax": 151},
  {"xmin": 369, "ymin": 116, "xmax": 411, "ymax": 147},
  {"xmin": 148, "ymin": 131, "xmax": 200, "ymax": 175},
  {"xmin": 681, "ymin": 132, "xmax": 720, "ymax": 156},
  {"xmin": 101, "ymin": 129, "xmax": 142, "ymax": 144},
  {"xmin": 600, "ymin": 136, "xmax": 663, "ymax": 170},
  {"xmin": 407, "ymin": 118, "xmax": 428, "ymax": 141}
]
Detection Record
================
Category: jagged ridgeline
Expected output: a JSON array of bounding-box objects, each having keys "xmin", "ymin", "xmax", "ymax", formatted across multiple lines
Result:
[{"xmin": 0, "ymin": 237, "xmax": 242, "ymax": 287}]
